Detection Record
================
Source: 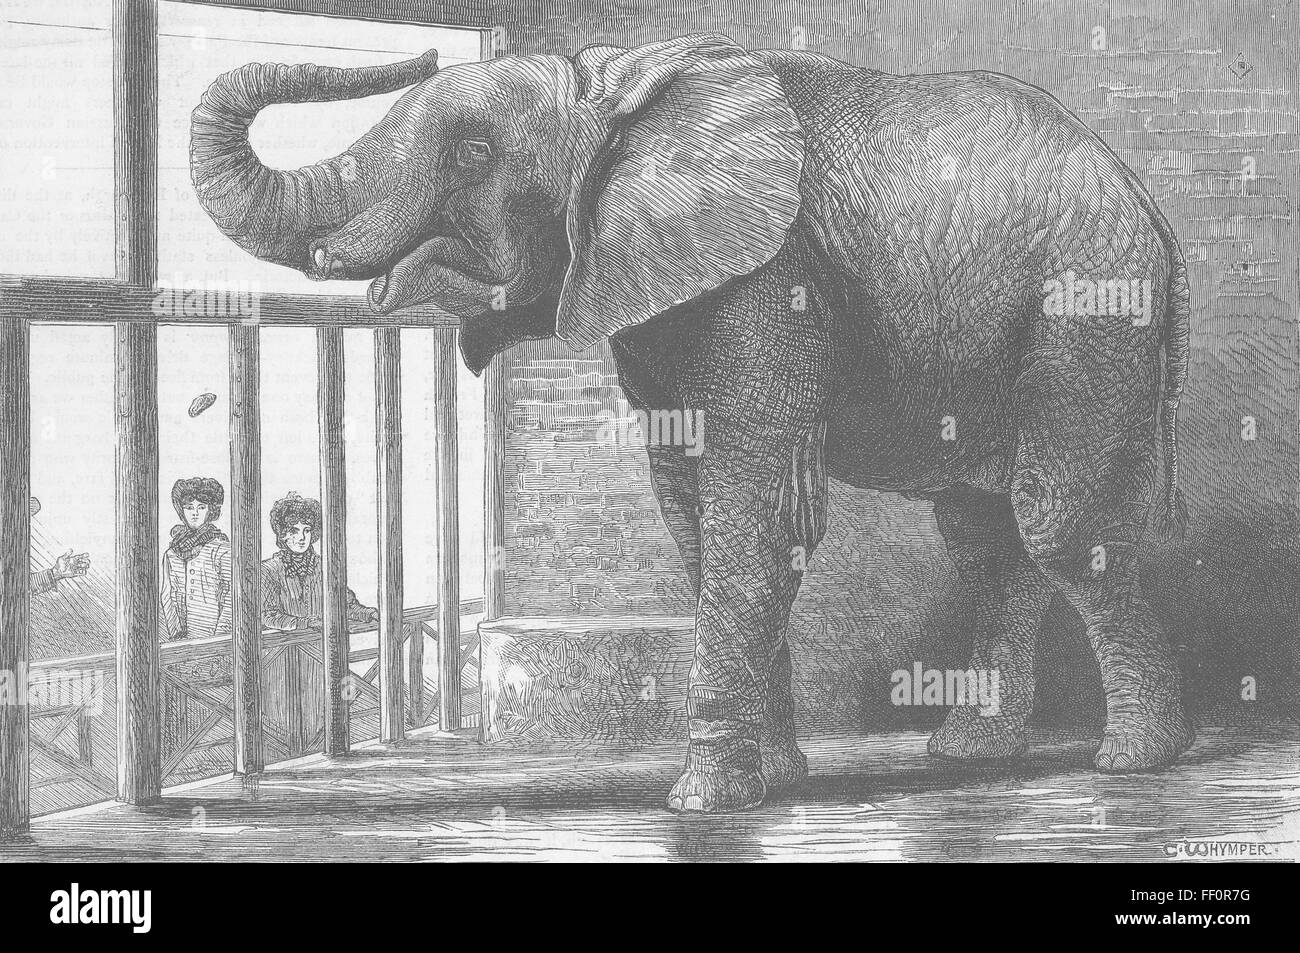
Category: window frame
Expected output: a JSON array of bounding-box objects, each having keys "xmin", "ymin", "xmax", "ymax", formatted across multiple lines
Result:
[
  {"xmin": 0, "ymin": 0, "xmax": 494, "ymax": 328},
  {"xmin": 2, "ymin": 1, "xmax": 506, "ymax": 824}
]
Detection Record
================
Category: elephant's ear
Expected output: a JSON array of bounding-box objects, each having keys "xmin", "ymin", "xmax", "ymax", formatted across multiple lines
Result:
[{"xmin": 557, "ymin": 34, "xmax": 804, "ymax": 350}]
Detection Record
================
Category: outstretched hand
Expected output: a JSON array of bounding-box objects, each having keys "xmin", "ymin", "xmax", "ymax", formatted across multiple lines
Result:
[{"xmin": 52, "ymin": 548, "xmax": 90, "ymax": 579}]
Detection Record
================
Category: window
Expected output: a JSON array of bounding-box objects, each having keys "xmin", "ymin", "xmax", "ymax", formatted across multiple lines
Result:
[
  {"xmin": 29, "ymin": 324, "xmax": 116, "ymax": 661},
  {"xmin": 8, "ymin": 0, "xmax": 496, "ymax": 817},
  {"xmin": 0, "ymin": 1, "xmax": 115, "ymax": 277}
]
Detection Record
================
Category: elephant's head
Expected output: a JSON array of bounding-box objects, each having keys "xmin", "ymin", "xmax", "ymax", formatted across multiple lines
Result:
[{"xmin": 190, "ymin": 34, "xmax": 804, "ymax": 372}]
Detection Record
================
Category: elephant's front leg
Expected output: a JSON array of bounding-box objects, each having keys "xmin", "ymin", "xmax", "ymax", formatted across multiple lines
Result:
[
  {"xmin": 645, "ymin": 444, "xmax": 808, "ymax": 792},
  {"xmin": 667, "ymin": 432, "xmax": 826, "ymax": 813}
]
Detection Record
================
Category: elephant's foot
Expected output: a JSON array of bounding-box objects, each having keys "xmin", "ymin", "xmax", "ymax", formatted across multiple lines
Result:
[
  {"xmin": 760, "ymin": 736, "xmax": 808, "ymax": 790},
  {"xmin": 666, "ymin": 738, "xmax": 766, "ymax": 814},
  {"xmin": 928, "ymin": 706, "xmax": 1028, "ymax": 761},
  {"xmin": 1095, "ymin": 697, "xmax": 1195, "ymax": 771},
  {"xmin": 760, "ymin": 702, "xmax": 807, "ymax": 789}
]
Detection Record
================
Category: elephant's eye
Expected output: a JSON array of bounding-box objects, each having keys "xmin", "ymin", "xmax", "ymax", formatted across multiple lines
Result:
[{"xmin": 456, "ymin": 139, "xmax": 494, "ymax": 169}]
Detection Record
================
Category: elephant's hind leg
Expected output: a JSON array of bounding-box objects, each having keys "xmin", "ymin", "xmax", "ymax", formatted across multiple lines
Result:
[
  {"xmin": 928, "ymin": 488, "xmax": 1055, "ymax": 760},
  {"xmin": 1012, "ymin": 386, "xmax": 1194, "ymax": 771}
]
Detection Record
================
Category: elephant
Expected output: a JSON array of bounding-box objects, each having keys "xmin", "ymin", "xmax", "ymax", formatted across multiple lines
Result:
[{"xmin": 190, "ymin": 33, "xmax": 1195, "ymax": 813}]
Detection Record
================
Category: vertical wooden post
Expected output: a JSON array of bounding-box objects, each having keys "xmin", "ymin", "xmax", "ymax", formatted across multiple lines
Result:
[
  {"xmin": 114, "ymin": 0, "xmax": 157, "ymax": 289},
  {"xmin": 229, "ymin": 323, "xmax": 262, "ymax": 774},
  {"xmin": 408, "ymin": 624, "xmax": 424, "ymax": 729},
  {"xmin": 78, "ymin": 712, "xmax": 94, "ymax": 766},
  {"xmin": 483, "ymin": 354, "xmax": 506, "ymax": 623},
  {"xmin": 317, "ymin": 326, "xmax": 350, "ymax": 755},
  {"xmin": 284, "ymin": 647, "xmax": 303, "ymax": 758},
  {"xmin": 0, "ymin": 319, "xmax": 31, "ymax": 839},
  {"xmin": 113, "ymin": 0, "xmax": 160, "ymax": 806},
  {"xmin": 375, "ymin": 328, "xmax": 404, "ymax": 743},
  {"xmin": 433, "ymin": 327, "xmax": 461, "ymax": 731},
  {"xmin": 115, "ymin": 324, "xmax": 160, "ymax": 803}
]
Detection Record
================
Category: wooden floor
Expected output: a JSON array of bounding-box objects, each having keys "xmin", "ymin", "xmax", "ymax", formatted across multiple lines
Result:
[{"xmin": 5, "ymin": 725, "xmax": 1297, "ymax": 862}]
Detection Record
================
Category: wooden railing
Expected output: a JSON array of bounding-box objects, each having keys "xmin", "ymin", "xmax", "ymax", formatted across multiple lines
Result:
[{"xmin": 26, "ymin": 599, "xmax": 483, "ymax": 818}]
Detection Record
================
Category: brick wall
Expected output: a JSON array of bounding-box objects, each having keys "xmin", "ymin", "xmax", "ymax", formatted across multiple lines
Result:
[
  {"xmin": 489, "ymin": 0, "xmax": 1299, "ymax": 729},
  {"xmin": 504, "ymin": 353, "xmax": 695, "ymax": 615}
]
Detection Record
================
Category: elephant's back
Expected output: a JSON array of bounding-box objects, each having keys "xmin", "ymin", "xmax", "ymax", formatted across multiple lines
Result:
[
  {"xmin": 771, "ymin": 62, "xmax": 1178, "ymax": 492},
  {"xmin": 783, "ymin": 66, "xmax": 1158, "ymax": 267},
  {"xmin": 779, "ymin": 61, "xmax": 1174, "ymax": 353}
]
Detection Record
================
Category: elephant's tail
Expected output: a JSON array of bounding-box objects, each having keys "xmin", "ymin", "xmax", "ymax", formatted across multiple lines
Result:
[{"xmin": 1157, "ymin": 241, "xmax": 1190, "ymax": 542}]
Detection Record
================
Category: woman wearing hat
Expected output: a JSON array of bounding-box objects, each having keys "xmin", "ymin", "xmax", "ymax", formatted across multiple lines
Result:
[
  {"xmin": 262, "ymin": 492, "xmax": 379, "ymax": 631},
  {"xmin": 160, "ymin": 477, "xmax": 232, "ymax": 642}
]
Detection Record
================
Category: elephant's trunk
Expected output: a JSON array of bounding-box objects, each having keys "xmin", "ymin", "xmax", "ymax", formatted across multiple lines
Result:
[{"xmin": 189, "ymin": 50, "xmax": 440, "ymax": 268}]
